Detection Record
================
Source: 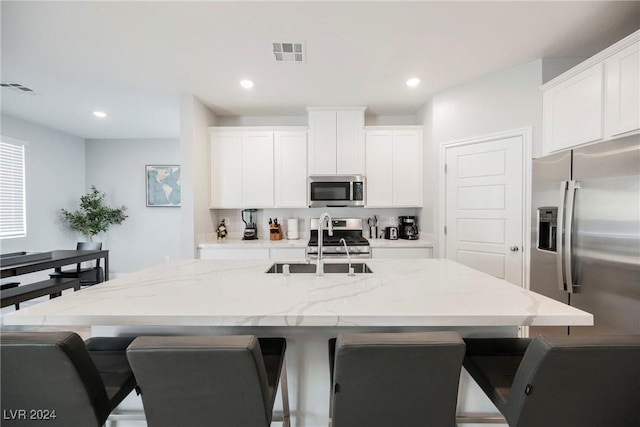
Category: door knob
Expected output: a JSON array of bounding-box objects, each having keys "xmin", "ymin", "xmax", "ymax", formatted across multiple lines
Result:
[{"xmin": 510, "ymin": 246, "xmax": 519, "ymax": 252}]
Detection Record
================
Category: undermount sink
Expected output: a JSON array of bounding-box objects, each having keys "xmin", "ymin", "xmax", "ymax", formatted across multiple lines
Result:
[{"xmin": 265, "ymin": 262, "xmax": 373, "ymax": 274}]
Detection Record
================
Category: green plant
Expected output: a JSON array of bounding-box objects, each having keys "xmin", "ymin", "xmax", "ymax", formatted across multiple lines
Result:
[{"xmin": 61, "ymin": 186, "xmax": 128, "ymax": 241}]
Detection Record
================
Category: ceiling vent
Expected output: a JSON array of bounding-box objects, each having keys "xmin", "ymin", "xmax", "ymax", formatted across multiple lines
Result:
[
  {"xmin": 1, "ymin": 83, "xmax": 36, "ymax": 94},
  {"xmin": 271, "ymin": 41, "xmax": 305, "ymax": 63}
]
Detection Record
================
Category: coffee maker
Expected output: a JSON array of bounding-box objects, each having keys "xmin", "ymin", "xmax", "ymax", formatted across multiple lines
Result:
[
  {"xmin": 242, "ymin": 209, "xmax": 258, "ymax": 240},
  {"xmin": 398, "ymin": 216, "xmax": 419, "ymax": 240}
]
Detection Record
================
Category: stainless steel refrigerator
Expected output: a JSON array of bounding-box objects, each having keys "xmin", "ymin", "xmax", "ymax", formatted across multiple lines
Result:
[{"xmin": 530, "ymin": 136, "xmax": 640, "ymax": 336}]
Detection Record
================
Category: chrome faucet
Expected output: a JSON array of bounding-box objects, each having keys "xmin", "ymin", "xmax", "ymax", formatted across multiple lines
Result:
[
  {"xmin": 316, "ymin": 212, "xmax": 333, "ymax": 276},
  {"xmin": 340, "ymin": 238, "xmax": 355, "ymax": 276}
]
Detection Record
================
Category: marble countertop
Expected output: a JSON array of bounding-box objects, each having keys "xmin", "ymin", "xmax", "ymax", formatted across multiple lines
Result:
[
  {"xmin": 199, "ymin": 238, "xmax": 309, "ymax": 248},
  {"xmin": 198, "ymin": 238, "xmax": 433, "ymax": 249},
  {"xmin": 4, "ymin": 259, "xmax": 592, "ymax": 328},
  {"xmin": 367, "ymin": 238, "xmax": 433, "ymax": 248}
]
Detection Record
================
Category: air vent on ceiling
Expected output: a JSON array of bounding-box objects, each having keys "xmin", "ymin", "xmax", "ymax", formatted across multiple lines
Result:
[
  {"xmin": 1, "ymin": 83, "xmax": 36, "ymax": 94},
  {"xmin": 271, "ymin": 41, "xmax": 305, "ymax": 63}
]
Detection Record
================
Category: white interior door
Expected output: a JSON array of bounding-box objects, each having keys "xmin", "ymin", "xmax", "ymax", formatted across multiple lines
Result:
[{"xmin": 445, "ymin": 135, "xmax": 524, "ymax": 286}]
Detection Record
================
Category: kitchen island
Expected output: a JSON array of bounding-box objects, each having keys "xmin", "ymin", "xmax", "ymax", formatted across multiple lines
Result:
[{"xmin": 4, "ymin": 258, "xmax": 592, "ymax": 426}]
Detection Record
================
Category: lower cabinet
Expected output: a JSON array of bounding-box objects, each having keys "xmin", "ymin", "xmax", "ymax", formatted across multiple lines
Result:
[
  {"xmin": 371, "ymin": 247, "xmax": 433, "ymax": 259},
  {"xmin": 199, "ymin": 247, "xmax": 306, "ymax": 260},
  {"xmin": 269, "ymin": 248, "xmax": 307, "ymax": 260},
  {"xmin": 199, "ymin": 248, "xmax": 270, "ymax": 260}
]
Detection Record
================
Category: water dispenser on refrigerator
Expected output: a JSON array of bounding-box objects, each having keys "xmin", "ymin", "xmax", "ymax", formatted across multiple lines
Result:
[{"xmin": 537, "ymin": 207, "xmax": 557, "ymax": 252}]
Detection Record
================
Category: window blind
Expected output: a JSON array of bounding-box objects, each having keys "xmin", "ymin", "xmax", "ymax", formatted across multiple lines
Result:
[{"xmin": 0, "ymin": 140, "xmax": 26, "ymax": 239}]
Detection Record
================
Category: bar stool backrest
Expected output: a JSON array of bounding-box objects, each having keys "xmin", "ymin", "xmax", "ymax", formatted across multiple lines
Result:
[
  {"xmin": 332, "ymin": 331, "xmax": 465, "ymax": 427},
  {"xmin": 126, "ymin": 335, "xmax": 273, "ymax": 427},
  {"xmin": 0, "ymin": 332, "xmax": 111, "ymax": 426},
  {"xmin": 507, "ymin": 335, "xmax": 640, "ymax": 427}
]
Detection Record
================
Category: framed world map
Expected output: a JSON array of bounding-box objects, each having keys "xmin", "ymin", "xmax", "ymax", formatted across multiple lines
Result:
[{"xmin": 146, "ymin": 165, "xmax": 181, "ymax": 207}]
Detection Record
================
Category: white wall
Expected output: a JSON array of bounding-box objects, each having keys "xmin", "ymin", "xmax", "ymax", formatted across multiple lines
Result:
[
  {"xmin": 216, "ymin": 115, "xmax": 306, "ymax": 127},
  {"xmin": 0, "ymin": 114, "xmax": 86, "ymax": 255},
  {"xmin": 85, "ymin": 139, "xmax": 181, "ymax": 273},
  {"xmin": 216, "ymin": 114, "xmax": 418, "ymax": 127},
  {"xmin": 365, "ymin": 114, "xmax": 418, "ymax": 126},
  {"xmin": 180, "ymin": 95, "xmax": 218, "ymax": 258},
  {"xmin": 416, "ymin": 101, "xmax": 434, "ymax": 240},
  {"xmin": 421, "ymin": 60, "xmax": 544, "ymax": 255}
]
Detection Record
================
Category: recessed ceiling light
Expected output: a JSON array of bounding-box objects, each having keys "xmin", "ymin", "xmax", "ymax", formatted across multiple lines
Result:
[
  {"xmin": 93, "ymin": 111, "xmax": 107, "ymax": 118},
  {"xmin": 240, "ymin": 80, "xmax": 254, "ymax": 89},
  {"xmin": 406, "ymin": 78, "xmax": 420, "ymax": 87}
]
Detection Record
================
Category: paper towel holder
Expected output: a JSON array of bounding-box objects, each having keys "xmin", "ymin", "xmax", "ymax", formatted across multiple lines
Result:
[{"xmin": 286, "ymin": 218, "xmax": 299, "ymax": 240}]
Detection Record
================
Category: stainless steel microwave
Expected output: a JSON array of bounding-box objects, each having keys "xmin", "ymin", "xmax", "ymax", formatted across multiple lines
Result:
[{"xmin": 308, "ymin": 175, "xmax": 365, "ymax": 207}]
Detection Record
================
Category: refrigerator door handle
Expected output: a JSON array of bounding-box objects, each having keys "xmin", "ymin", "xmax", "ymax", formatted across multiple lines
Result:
[
  {"xmin": 557, "ymin": 181, "xmax": 568, "ymax": 291},
  {"xmin": 564, "ymin": 180, "xmax": 580, "ymax": 293}
]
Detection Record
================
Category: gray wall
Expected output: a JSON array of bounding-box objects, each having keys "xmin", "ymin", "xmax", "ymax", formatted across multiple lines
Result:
[
  {"xmin": 0, "ymin": 113, "xmax": 184, "ymax": 275},
  {"xmin": 0, "ymin": 114, "xmax": 85, "ymax": 255},
  {"xmin": 430, "ymin": 60, "xmax": 543, "ymax": 155},
  {"xmin": 420, "ymin": 59, "xmax": 544, "ymax": 255},
  {"xmin": 85, "ymin": 139, "xmax": 181, "ymax": 273},
  {"xmin": 180, "ymin": 95, "xmax": 218, "ymax": 258}
]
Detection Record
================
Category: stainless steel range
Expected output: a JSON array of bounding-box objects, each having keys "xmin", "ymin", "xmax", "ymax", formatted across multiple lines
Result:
[{"xmin": 307, "ymin": 218, "xmax": 370, "ymax": 259}]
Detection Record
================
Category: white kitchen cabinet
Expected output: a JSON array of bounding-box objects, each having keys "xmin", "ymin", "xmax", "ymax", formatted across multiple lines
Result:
[
  {"xmin": 543, "ymin": 63, "xmax": 604, "ymax": 153},
  {"xmin": 605, "ymin": 41, "xmax": 640, "ymax": 137},
  {"xmin": 392, "ymin": 130, "xmax": 422, "ymax": 206},
  {"xmin": 210, "ymin": 127, "xmax": 307, "ymax": 208},
  {"xmin": 542, "ymin": 30, "xmax": 639, "ymax": 154},
  {"xmin": 210, "ymin": 130, "xmax": 273, "ymax": 208},
  {"xmin": 336, "ymin": 110, "xmax": 366, "ymax": 174},
  {"xmin": 365, "ymin": 131, "xmax": 393, "ymax": 206},
  {"xmin": 308, "ymin": 107, "xmax": 366, "ymax": 175},
  {"xmin": 275, "ymin": 131, "xmax": 307, "ymax": 207},
  {"xmin": 365, "ymin": 127, "xmax": 422, "ymax": 207},
  {"xmin": 199, "ymin": 246, "xmax": 306, "ymax": 260},
  {"xmin": 242, "ymin": 132, "xmax": 274, "ymax": 207},
  {"xmin": 269, "ymin": 248, "xmax": 307, "ymax": 260},
  {"xmin": 210, "ymin": 132, "xmax": 243, "ymax": 207},
  {"xmin": 371, "ymin": 247, "xmax": 433, "ymax": 259},
  {"xmin": 199, "ymin": 247, "xmax": 270, "ymax": 260}
]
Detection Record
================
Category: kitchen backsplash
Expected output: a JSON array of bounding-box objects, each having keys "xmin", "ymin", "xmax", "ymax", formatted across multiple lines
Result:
[{"xmin": 201, "ymin": 207, "xmax": 422, "ymax": 241}]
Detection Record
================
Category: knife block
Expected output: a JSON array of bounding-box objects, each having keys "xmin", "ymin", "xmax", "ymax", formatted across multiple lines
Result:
[{"xmin": 270, "ymin": 224, "xmax": 282, "ymax": 241}]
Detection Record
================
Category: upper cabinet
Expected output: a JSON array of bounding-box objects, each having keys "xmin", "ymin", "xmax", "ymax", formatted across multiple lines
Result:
[
  {"xmin": 307, "ymin": 107, "xmax": 366, "ymax": 175},
  {"xmin": 210, "ymin": 130, "xmax": 274, "ymax": 208},
  {"xmin": 274, "ymin": 130, "xmax": 307, "ymax": 207},
  {"xmin": 605, "ymin": 41, "xmax": 640, "ymax": 137},
  {"xmin": 365, "ymin": 127, "xmax": 422, "ymax": 207},
  {"xmin": 209, "ymin": 127, "xmax": 307, "ymax": 209},
  {"xmin": 210, "ymin": 131, "xmax": 243, "ymax": 207},
  {"xmin": 542, "ymin": 30, "xmax": 639, "ymax": 155}
]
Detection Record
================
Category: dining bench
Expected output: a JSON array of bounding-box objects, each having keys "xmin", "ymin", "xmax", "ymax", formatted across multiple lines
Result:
[{"xmin": 0, "ymin": 277, "xmax": 80, "ymax": 309}]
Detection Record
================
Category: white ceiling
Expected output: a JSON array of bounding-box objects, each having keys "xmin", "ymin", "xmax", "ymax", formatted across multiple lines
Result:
[{"xmin": 1, "ymin": 1, "xmax": 639, "ymax": 139}]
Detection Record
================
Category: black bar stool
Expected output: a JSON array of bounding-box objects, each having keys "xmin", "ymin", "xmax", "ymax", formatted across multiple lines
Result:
[
  {"xmin": 329, "ymin": 331, "xmax": 465, "ymax": 427},
  {"xmin": 0, "ymin": 331, "xmax": 137, "ymax": 426},
  {"xmin": 463, "ymin": 335, "xmax": 640, "ymax": 427},
  {"xmin": 126, "ymin": 335, "xmax": 290, "ymax": 427}
]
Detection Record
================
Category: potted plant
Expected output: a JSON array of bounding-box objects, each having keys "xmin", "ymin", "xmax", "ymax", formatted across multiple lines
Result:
[{"xmin": 61, "ymin": 186, "xmax": 128, "ymax": 242}]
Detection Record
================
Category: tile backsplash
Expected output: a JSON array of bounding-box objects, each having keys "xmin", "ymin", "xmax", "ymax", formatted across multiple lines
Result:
[{"xmin": 203, "ymin": 207, "xmax": 422, "ymax": 241}]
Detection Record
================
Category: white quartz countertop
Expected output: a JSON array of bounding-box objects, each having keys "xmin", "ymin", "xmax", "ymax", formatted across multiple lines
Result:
[
  {"xmin": 4, "ymin": 259, "xmax": 592, "ymax": 328},
  {"xmin": 198, "ymin": 238, "xmax": 309, "ymax": 248},
  {"xmin": 367, "ymin": 238, "xmax": 433, "ymax": 248},
  {"xmin": 198, "ymin": 238, "xmax": 433, "ymax": 249}
]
